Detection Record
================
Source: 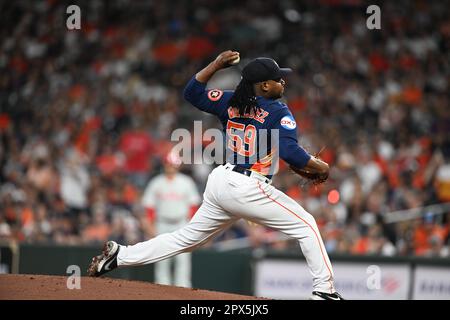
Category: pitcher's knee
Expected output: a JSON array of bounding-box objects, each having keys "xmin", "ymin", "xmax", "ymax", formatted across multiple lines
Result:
[
  {"xmin": 285, "ymin": 211, "xmax": 321, "ymax": 238},
  {"xmin": 305, "ymin": 212, "xmax": 320, "ymax": 228},
  {"xmin": 171, "ymin": 226, "xmax": 208, "ymax": 249}
]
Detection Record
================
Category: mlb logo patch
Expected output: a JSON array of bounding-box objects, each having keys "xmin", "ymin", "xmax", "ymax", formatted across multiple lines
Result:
[
  {"xmin": 207, "ymin": 89, "xmax": 223, "ymax": 101},
  {"xmin": 280, "ymin": 115, "xmax": 296, "ymax": 130}
]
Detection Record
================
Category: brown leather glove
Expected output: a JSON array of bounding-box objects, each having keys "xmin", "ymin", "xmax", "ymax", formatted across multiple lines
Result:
[
  {"xmin": 290, "ymin": 147, "xmax": 329, "ymax": 185},
  {"xmin": 289, "ymin": 166, "xmax": 329, "ymax": 185}
]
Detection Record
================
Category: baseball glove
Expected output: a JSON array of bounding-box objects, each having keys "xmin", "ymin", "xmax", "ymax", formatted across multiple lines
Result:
[
  {"xmin": 289, "ymin": 166, "xmax": 329, "ymax": 185},
  {"xmin": 290, "ymin": 147, "xmax": 329, "ymax": 185}
]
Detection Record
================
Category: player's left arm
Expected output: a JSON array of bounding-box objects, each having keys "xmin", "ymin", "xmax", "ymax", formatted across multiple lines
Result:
[
  {"xmin": 272, "ymin": 109, "xmax": 311, "ymax": 168},
  {"xmin": 278, "ymin": 130, "xmax": 329, "ymax": 182},
  {"xmin": 275, "ymin": 110, "xmax": 329, "ymax": 175},
  {"xmin": 273, "ymin": 108, "xmax": 328, "ymax": 173}
]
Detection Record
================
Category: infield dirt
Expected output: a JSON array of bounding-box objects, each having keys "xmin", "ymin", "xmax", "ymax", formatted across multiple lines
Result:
[{"xmin": 0, "ymin": 274, "xmax": 264, "ymax": 300}]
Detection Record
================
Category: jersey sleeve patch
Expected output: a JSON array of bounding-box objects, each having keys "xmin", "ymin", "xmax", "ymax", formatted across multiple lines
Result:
[
  {"xmin": 280, "ymin": 115, "xmax": 297, "ymax": 130},
  {"xmin": 207, "ymin": 89, "xmax": 224, "ymax": 101}
]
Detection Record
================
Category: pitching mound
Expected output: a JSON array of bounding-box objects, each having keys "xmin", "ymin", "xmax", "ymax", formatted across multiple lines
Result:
[{"xmin": 0, "ymin": 274, "xmax": 262, "ymax": 300}]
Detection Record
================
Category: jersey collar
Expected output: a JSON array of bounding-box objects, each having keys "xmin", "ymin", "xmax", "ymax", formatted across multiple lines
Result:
[{"xmin": 256, "ymin": 96, "xmax": 277, "ymax": 104}]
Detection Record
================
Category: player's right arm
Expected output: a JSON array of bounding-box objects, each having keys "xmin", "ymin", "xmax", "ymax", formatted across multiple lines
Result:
[
  {"xmin": 194, "ymin": 50, "xmax": 240, "ymax": 83},
  {"xmin": 183, "ymin": 50, "xmax": 239, "ymax": 117}
]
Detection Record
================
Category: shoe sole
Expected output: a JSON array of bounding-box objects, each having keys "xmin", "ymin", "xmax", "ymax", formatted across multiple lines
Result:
[
  {"xmin": 87, "ymin": 255, "xmax": 101, "ymax": 277},
  {"xmin": 87, "ymin": 241, "xmax": 117, "ymax": 277},
  {"xmin": 310, "ymin": 291, "xmax": 344, "ymax": 300}
]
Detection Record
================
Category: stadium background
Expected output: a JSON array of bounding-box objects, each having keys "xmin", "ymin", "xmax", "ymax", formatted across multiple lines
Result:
[{"xmin": 0, "ymin": 0, "xmax": 449, "ymax": 299}]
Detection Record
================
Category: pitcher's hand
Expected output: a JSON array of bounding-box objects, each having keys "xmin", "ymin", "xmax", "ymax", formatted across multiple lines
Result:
[{"xmin": 212, "ymin": 50, "xmax": 240, "ymax": 70}]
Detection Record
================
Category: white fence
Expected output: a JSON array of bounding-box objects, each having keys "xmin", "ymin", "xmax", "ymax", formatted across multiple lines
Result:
[{"xmin": 253, "ymin": 257, "xmax": 450, "ymax": 300}]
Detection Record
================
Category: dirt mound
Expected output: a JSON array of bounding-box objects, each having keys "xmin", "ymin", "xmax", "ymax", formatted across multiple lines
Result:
[{"xmin": 0, "ymin": 274, "xmax": 262, "ymax": 300}]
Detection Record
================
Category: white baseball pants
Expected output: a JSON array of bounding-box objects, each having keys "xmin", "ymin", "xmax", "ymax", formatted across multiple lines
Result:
[
  {"xmin": 154, "ymin": 222, "xmax": 192, "ymax": 288},
  {"xmin": 117, "ymin": 163, "xmax": 336, "ymax": 293}
]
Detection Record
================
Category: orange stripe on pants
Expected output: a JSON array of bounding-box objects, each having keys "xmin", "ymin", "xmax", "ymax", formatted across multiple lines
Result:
[{"xmin": 257, "ymin": 181, "xmax": 334, "ymax": 293}]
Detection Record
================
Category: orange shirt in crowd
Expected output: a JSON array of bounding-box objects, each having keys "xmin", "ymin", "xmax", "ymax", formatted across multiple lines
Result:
[
  {"xmin": 413, "ymin": 224, "xmax": 446, "ymax": 255},
  {"xmin": 83, "ymin": 224, "xmax": 111, "ymax": 243},
  {"xmin": 351, "ymin": 237, "xmax": 369, "ymax": 255},
  {"xmin": 119, "ymin": 130, "xmax": 154, "ymax": 173}
]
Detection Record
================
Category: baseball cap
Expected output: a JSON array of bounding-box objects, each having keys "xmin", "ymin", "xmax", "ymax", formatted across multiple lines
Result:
[
  {"xmin": 164, "ymin": 151, "xmax": 182, "ymax": 167},
  {"xmin": 242, "ymin": 58, "xmax": 292, "ymax": 83}
]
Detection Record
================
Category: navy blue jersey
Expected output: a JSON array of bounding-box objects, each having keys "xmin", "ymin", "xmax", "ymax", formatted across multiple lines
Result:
[{"xmin": 183, "ymin": 76, "xmax": 311, "ymax": 177}]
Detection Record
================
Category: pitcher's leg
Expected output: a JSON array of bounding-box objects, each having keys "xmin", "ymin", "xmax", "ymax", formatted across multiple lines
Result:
[
  {"xmin": 117, "ymin": 201, "xmax": 237, "ymax": 266},
  {"xmin": 154, "ymin": 259, "xmax": 173, "ymax": 285},
  {"xmin": 260, "ymin": 183, "xmax": 335, "ymax": 293},
  {"xmin": 257, "ymin": 182, "xmax": 335, "ymax": 293},
  {"xmin": 174, "ymin": 253, "xmax": 192, "ymax": 288},
  {"xmin": 221, "ymin": 178, "xmax": 335, "ymax": 293}
]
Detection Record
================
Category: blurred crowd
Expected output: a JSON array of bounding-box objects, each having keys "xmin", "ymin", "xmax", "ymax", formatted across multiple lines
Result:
[{"xmin": 0, "ymin": 0, "xmax": 449, "ymax": 257}]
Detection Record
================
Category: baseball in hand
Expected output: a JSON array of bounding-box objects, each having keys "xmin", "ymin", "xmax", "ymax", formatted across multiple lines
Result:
[{"xmin": 230, "ymin": 55, "xmax": 240, "ymax": 65}]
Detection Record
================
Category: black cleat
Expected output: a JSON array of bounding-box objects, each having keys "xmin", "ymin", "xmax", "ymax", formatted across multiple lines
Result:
[
  {"xmin": 310, "ymin": 291, "xmax": 345, "ymax": 300},
  {"xmin": 87, "ymin": 241, "xmax": 120, "ymax": 277}
]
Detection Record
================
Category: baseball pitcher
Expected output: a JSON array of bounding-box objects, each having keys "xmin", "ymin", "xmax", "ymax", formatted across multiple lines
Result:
[{"xmin": 88, "ymin": 50, "xmax": 344, "ymax": 300}]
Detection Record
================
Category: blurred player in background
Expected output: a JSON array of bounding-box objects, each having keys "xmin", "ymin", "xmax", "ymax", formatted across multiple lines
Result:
[{"xmin": 141, "ymin": 151, "xmax": 200, "ymax": 287}]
